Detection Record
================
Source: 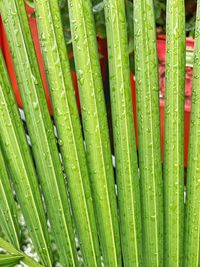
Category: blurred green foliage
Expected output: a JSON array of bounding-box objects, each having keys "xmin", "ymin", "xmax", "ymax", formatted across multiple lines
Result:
[{"xmin": 154, "ymin": 0, "xmax": 166, "ymax": 30}]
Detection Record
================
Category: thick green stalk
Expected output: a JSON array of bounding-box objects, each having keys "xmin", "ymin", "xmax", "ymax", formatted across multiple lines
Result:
[
  {"xmin": 164, "ymin": 0, "xmax": 185, "ymax": 266},
  {"xmin": 104, "ymin": 0, "xmax": 142, "ymax": 266},
  {"xmin": 0, "ymin": 1, "xmax": 78, "ymax": 266},
  {"xmin": 68, "ymin": 0, "xmax": 121, "ymax": 266},
  {"xmin": 0, "ymin": 237, "xmax": 44, "ymax": 267},
  {"xmin": 33, "ymin": 0, "xmax": 101, "ymax": 266},
  {"xmin": 0, "ymin": 148, "xmax": 20, "ymax": 249},
  {"xmin": 0, "ymin": 48, "xmax": 52, "ymax": 266},
  {"xmin": 184, "ymin": 1, "xmax": 200, "ymax": 266},
  {"xmin": 133, "ymin": 0, "xmax": 163, "ymax": 266}
]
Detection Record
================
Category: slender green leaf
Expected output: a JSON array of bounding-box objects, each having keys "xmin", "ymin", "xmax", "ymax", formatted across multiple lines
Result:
[
  {"xmin": 104, "ymin": 0, "xmax": 142, "ymax": 266},
  {"xmin": 33, "ymin": 0, "xmax": 101, "ymax": 266},
  {"xmin": 184, "ymin": 1, "xmax": 200, "ymax": 266},
  {"xmin": 0, "ymin": 254, "xmax": 23, "ymax": 266},
  {"xmin": 0, "ymin": 1, "xmax": 78, "ymax": 266},
  {"xmin": 0, "ymin": 48, "xmax": 52, "ymax": 266},
  {"xmin": 68, "ymin": 0, "xmax": 122, "ymax": 266},
  {"xmin": 133, "ymin": 0, "xmax": 164, "ymax": 266},
  {"xmin": 164, "ymin": 0, "xmax": 185, "ymax": 266},
  {"xmin": 0, "ymin": 147, "xmax": 20, "ymax": 249},
  {"xmin": 0, "ymin": 238, "xmax": 44, "ymax": 267}
]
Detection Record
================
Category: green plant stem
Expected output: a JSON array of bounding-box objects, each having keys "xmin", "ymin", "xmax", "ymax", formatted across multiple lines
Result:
[
  {"xmin": 184, "ymin": 0, "xmax": 200, "ymax": 266},
  {"xmin": 0, "ymin": 148, "xmax": 20, "ymax": 250},
  {"xmin": 33, "ymin": 0, "xmax": 101, "ymax": 266},
  {"xmin": 133, "ymin": 0, "xmax": 164, "ymax": 266},
  {"xmin": 104, "ymin": 0, "xmax": 142, "ymax": 266},
  {"xmin": 0, "ymin": 44, "xmax": 52, "ymax": 266},
  {"xmin": 68, "ymin": 0, "xmax": 122, "ymax": 266},
  {"xmin": 164, "ymin": 0, "xmax": 185, "ymax": 266},
  {"xmin": 0, "ymin": 1, "xmax": 78, "ymax": 266}
]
